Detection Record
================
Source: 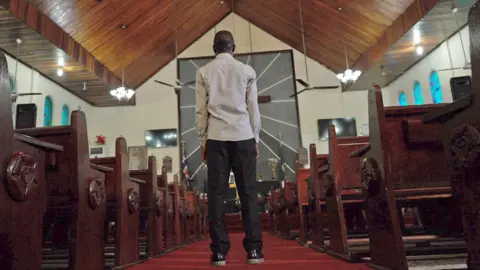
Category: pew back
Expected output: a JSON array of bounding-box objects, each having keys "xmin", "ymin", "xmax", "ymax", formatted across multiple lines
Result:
[
  {"xmin": 130, "ymin": 156, "xmax": 163, "ymax": 258},
  {"xmin": 18, "ymin": 111, "xmax": 106, "ymax": 269},
  {"xmin": 91, "ymin": 137, "xmax": 143, "ymax": 267},
  {"xmin": 383, "ymin": 106, "xmax": 446, "ymax": 189}
]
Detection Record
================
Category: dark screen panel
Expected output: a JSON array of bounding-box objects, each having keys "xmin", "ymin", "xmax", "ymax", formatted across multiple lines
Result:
[
  {"xmin": 145, "ymin": 129, "xmax": 178, "ymax": 148},
  {"xmin": 317, "ymin": 118, "xmax": 357, "ymax": 140}
]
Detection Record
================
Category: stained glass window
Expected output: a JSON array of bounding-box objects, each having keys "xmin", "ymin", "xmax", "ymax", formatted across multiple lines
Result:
[
  {"xmin": 413, "ymin": 81, "xmax": 424, "ymax": 105},
  {"xmin": 429, "ymin": 71, "xmax": 444, "ymax": 104},
  {"xmin": 398, "ymin": 91, "xmax": 408, "ymax": 106},
  {"xmin": 44, "ymin": 96, "xmax": 53, "ymax": 127}
]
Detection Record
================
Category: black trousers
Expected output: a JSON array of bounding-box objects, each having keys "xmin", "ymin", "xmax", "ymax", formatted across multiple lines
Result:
[{"xmin": 206, "ymin": 138, "xmax": 263, "ymax": 255}]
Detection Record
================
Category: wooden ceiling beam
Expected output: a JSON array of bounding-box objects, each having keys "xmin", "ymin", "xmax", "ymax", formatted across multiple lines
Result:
[
  {"xmin": 350, "ymin": 0, "xmax": 440, "ymax": 75},
  {"xmin": 0, "ymin": 0, "xmax": 130, "ymax": 106}
]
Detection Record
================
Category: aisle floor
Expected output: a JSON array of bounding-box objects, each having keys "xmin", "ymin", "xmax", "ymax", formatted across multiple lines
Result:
[{"xmin": 130, "ymin": 232, "xmax": 371, "ymax": 269}]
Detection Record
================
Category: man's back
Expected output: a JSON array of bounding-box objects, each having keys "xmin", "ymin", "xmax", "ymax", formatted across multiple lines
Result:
[
  {"xmin": 196, "ymin": 53, "xmax": 260, "ymax": 142},
  {"xmin": 197, "ymin": 30, "xmax": 264, "ymax": 266}
]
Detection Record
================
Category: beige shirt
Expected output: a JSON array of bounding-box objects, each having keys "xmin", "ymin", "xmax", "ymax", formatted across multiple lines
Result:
[{"xmin": 195, "ymin": 53, "xmax": 261, "ymax": 143}]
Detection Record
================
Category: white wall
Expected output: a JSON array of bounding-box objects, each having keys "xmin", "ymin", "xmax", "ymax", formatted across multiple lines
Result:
[
  {"xmin": 89, "ymin": 14, "xmax": 370, "ymax": 176},
  {"xmin": 6, "ymin": 54, "xmax": 93, "ymax": 128},
  {"xmin": 383, "ymin": 26, "xmax": 470, "ymax": 106}
]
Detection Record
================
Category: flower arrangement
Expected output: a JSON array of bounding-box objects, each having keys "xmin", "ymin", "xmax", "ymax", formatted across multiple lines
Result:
[{"xmin": 95, "ymin": 135, "xmax": 106, "ymax": 145}]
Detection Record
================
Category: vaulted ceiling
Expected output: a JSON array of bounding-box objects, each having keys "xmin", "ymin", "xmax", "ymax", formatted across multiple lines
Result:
[{"xmin": 0, "ymin": 0, "xmax": 441, "ymax": 106}]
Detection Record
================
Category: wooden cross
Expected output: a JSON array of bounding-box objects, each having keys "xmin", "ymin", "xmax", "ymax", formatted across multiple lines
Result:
[{"xmin": 258, "ymin": 95, "xmax": 271, "ymax": 104}]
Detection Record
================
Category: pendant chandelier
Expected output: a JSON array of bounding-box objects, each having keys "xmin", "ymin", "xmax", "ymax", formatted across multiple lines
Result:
[
  {"xmin": 110, "ymin": 69, "xmax": 134, "ymax": 101},
  {"xmin": 336, "ymin": 37, "xmax": 361, "ymax": 84}
]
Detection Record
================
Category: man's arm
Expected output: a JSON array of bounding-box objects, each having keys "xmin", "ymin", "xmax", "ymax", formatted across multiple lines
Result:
[
  {"xmin": 195, "ymin": 69, "xmax": 208, "ymax": 143},
  {"xmin": 246, "ymin": 66, "xmax": 261, "ymax": 143}
]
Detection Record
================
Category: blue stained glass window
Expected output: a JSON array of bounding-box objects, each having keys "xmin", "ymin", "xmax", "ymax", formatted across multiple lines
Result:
[
  {"xmin": 398, "ymin": 91, "xmax": 408, "ymax": 106},
  {"xmin": 429, "ymin": 71, "xmax": 444, "ymax": 104},
  {"xmin": 44, "ymin": 96, "xmax": 53, "ymax": 127},
  {"xmin": 413, "ymin": 81, "xmax": 424, "ymax": 105}
]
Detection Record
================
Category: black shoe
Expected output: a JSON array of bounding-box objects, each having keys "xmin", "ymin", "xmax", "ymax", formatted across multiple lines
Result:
[
  {"xmin": 210, "ymin": 253, "xmax": 226, "ymax": 267},
  {"xmin": 247, "ymin": 250, "xmax": 264, "ymax": 264}
]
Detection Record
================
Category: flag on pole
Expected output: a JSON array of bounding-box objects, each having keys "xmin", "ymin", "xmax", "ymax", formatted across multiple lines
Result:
[{"xmin": 182, "ymin": 149, "xmax": 189, "ymax": 180}]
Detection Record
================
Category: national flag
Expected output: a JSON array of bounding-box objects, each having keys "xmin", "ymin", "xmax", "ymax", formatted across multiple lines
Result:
[{"xmin": 182, "ymin": 151, "xmax": 189, "ymax": 180}]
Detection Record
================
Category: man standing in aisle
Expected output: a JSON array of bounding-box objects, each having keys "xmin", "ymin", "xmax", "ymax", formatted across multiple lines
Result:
[{"xmin": 195, "ymin": 30, "xmax": 263, "ymax": 267}]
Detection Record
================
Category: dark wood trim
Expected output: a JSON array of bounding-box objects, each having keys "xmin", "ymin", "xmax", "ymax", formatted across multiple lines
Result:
[
  {"xmin": 350, "ymin": 0, "xmax": 440, "ymax": 73},
  {"xmin": 1, "ymin": 48, "xmax": 95, "ymax": 106}
]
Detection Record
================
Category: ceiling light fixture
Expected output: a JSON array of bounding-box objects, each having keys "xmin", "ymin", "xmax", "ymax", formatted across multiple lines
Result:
[
  {"xmin": 109, "ymin": 69, "xmax": 134, "ymax": 101},
  {"xmin": 337, "ymin": 69, "xmax": 361, "ymax": 84},
  {"xmin": 58, "ymin": 56, "xmax": 65, "ymax": 67},
  {"xmin": 120, "ymin": 24, "xmax": 128, "ymax": 29},
  {"xmin": 82, "ymin": 82, "xmax": 87, "ymax": 91},
  {"xmin": 57, "ymin": 69, "xmax": 64, "ymax": 76},
  {"xmin": 451, "ymin": 0, "xmax": 458, "ymax": 13}
]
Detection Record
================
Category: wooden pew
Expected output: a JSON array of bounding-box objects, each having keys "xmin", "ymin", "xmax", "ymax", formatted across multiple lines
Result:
[
  {"xmin": 157, "ymin": 167, "xmax": 170, "ymax": 251},
  {"xmin": 185, "ymin": 191, "xmax": 196, "ymax": 242},
  {"xmin": 422, "ymin": 4, "xmax": 480, "ymax": 268},
  {"xmin": 91, "ymin": 137, "xmax": 146, "ymax": 269},
  {"xmin": 354, "ymin": 83, "xmax": 464, "ymax": 270},
  {"xmin": 166, "ymin": 176, "xmax": 182, "ymax": 250},
  {"xmin": 186, "ymin": 190, "xmax": 203, "ymax": 242},
  {"xmin": 198, "ymin": 195, "xmax": 208, "ymax": 237},
  {"xmin": 0, "ymin": 51, "xmax": 64, "ymax": 270},
  {"xmin": 324, "ymin": 128, "xmax": 369, "ymax": 261},
  {"xmin": 18, "ymin": 111, "xmax": 107, "ymax": 270},
  {"xmin": 268, "ymin": 190, "xmax": 282, "ymax": 235},
  {"xmin": 295, "ymin": 161, "xmax": 310, "ymax": 246},
  {"xmin": 178, "ymin": 179, "xmax": 188, "ymax": 245},
  {"xmin": 130, "ymin": 156, "xmax": 164, "ymax": 258},
  {"xmin": 308, "ymin": 144, "xmax": 329, "ymax": 251},
  {"xmin": 278, "ymin": 180, "xmax": 300, "ymax": 239}
]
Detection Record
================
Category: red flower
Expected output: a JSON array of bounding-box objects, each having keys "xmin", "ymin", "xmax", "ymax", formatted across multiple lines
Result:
[{"xmin": 96, "ymin": 135, "xmax": 106, "ymax": 145}]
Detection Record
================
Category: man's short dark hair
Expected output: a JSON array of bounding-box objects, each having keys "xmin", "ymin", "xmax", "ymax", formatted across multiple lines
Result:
[{"xmin": 213, "ymin": 30, "xmax": 235, "ymax": 52}]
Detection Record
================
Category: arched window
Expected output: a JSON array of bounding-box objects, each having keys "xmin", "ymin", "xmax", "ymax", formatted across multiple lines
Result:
[
  {"xmin": 43, "ymin": 96, "xmax": 53, "ymax": 127},
  {"xmin": 398, "ymin": 91, "xmax": 408, "ymax": 106},
  {"xmin": 429, "ymin": 71, "xmax": 444, "ymax": 104},
  {"xmin": 413, "ymin": 81, "xmax": 424, "ymax": 105},
  {"xmin": 61, "ymin": 105, "xmax": 69, "ymax": 125}
]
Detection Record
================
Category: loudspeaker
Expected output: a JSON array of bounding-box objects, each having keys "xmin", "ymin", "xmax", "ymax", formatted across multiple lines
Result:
[
  {"xmin": 16, "ymin": 103, "xmax": 37, "ymax": 129},
  {"xmin": 450, "ymin": 76, "xmax": 471, "ymax": 101}
]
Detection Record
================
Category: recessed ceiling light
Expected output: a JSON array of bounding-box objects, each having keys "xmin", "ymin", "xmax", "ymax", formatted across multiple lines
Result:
[
  {"xmin": 338, "ymin": 7, "xmax": 342, "ymax": 11},
  {"xmin": 120, "ymin": 24, "xmax": 128, "ymax": 29},
  {"xmin": 57, "ymin": 69, "xmax": 64, "ymax": 76}
]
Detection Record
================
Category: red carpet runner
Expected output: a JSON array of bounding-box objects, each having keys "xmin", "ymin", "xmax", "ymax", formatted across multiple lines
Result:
[{"xmin": 130, "ymin": 233, "xmax": 371, "ymax": 269}]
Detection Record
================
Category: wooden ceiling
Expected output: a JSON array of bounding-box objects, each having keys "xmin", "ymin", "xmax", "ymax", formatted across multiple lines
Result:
[
  {"xmin": 1, "ymin": 0, "xmax": 442, "ymax": 106},
  {"xmin": 349, "ymin": 0, "xmax": 472, "ymax": 90},
  {"xmin": 28, "ymin": 0, "xmax": 231, "ymax": 106},
  {"xmin": 0, "ymin": 0, "xmax": 126, "ymax": 107}
]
